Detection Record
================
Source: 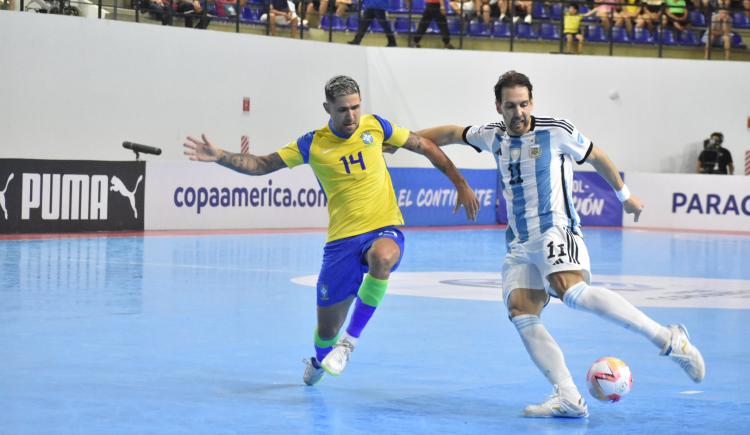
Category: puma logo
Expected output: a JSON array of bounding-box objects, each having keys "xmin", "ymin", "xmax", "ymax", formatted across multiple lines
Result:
[
  {"xmin": 110, "ymin": 175, "xmax": 143, "ymax": 219},
  {"xmin": 0, "ymin": 173, "xmax": 14, "ymax": 220}
]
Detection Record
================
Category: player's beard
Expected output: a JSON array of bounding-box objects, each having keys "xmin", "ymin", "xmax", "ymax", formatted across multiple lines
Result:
[{"xmin": 508, "ymin": 116, "xmax": 529, "ymax": 135}]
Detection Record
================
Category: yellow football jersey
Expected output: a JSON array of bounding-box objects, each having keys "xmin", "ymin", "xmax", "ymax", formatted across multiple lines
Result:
[{"xmin": 277, "ymin": 114, "xmax": 411, "ymax": 242}]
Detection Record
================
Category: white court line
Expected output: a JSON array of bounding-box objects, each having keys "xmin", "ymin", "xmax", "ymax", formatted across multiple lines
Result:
[{"xmin": 291, "ymin": 272, "xmax": 750, "ymax": 309}]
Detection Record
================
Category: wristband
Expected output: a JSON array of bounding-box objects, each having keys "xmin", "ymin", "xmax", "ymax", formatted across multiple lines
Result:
[{"xmin": 615, "ymin": 185, "xmax": 631, "ymax": 203}]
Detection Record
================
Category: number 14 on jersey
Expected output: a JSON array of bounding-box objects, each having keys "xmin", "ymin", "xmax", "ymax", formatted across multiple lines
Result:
[{"xmin": 340, "ymin": 151, "xmax": 366, "ymax": 174}]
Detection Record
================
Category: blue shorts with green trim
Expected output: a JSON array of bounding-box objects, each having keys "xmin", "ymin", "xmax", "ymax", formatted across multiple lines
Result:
[{"xmin": 315, "ymin": 226, "xmax": 405, "ymax": 307}]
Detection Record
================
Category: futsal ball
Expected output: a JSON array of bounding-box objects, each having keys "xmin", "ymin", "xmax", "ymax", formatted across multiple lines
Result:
[{"xmin": 585, "ymin": 357, "xmax": 632, "ymax": 403}]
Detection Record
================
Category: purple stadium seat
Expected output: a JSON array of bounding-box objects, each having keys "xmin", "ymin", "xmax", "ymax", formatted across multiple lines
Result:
[
  {"xmin": 492, "ymin": 20, "xmax": 510, "ymax": 37},
  {"xmin": 611, "ymin": 26, "xmax": 630, "ymax": 43},
  {"xmin": 632, "ymin": 27, "xmax": 654, "ymax": 44},
  {"xmin": 550, "ymin": 3, "xmax": 562, "ymax": 20},
  {"xmin": 539, "ymin": 22, "xmax": 560, "ymax": 40},
  {"xmin": 733, "ymin": 12, "xmax": 750, "ymax": 29},
  {"xmin": 658, "ymin": 28, "xmax": 677, "ymax": 45},
  {"xmin": 586, "ymin": 24, "xmax": 608, "ymax": 42},
  {"xmin": 394, "ymin": 16, "xmax": 413, "ymax": 33},
  {"xmin": 689, "ymin": 10, "xmax": 706, "ymax": 27},
  {"xmin": 678, "ymin": 29, "xmax": 700, "ymax": 46},
  {"xmin": 469, "ymin": 19, "xmax": 491, "ymax": 36},
  {"xmin": 347, "ymin": 14, "xmax": 359, "ymax": 31},
  {"xmin": 515, "ymin": 22, "xmax": 538, "ymax": 39},
  {"xmin": 532, "ymin": 2, "xmax": 548, "ymax": 19},
  {"xmin": 321, "ymin": 14, "xmax": 347, "ymax": 31}
]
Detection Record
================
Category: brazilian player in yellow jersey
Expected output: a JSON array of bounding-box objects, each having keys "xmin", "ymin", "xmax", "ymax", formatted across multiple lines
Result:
[{"xmin": 184, "ymin": 75, "xmax": 479, "ymax": 386}]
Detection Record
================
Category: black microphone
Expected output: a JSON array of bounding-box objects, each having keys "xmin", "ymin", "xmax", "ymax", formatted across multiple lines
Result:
[{"xmin": 123, "ymin": 141, "xmax": 162, "ymax": 156}]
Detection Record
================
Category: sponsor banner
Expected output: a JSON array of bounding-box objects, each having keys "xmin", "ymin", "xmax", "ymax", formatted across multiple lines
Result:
[
  {"xmin": 0, "ymin": 159, "xmax": 145, "ymax": 233},
  {"xmin": 145, "ymin": 161, "xmax": 329, "ymax": 230},
  {"xmin": 624, "ymin": 172, "xmax": 750, "ymax": 232},
  {"xmin": 389, "ymin": 168, "xmax": 497, "ymax": 226},
  {"xmin": 573, "ymin": 171, "xmax": 623, "ymax": 226},
  {"xmin": 495, "ymin": 170, "xmax": 622, "ymax": 226}
]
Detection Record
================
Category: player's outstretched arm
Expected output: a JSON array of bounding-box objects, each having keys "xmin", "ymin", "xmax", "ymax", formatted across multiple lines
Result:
[
  {"xmin": 587, "ymin": 145, "xmax": 643, "ymax": 222},
  {"xmin": 183, "ymin": 134, "xmax": 287, "ymax": 176},
  {"xmin": 383, "ymin": 126, "xmax": 464, "ymax": 154},
  {"xmin": 417, "ymin": 125, "xmax": 466, "ymax": 147},
  {"xmin": 402, "ymin": 132, "xmax": 480, "ymax": 221}
]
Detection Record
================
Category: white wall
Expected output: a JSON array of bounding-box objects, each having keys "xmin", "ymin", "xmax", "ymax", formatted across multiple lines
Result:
[{"xmin": 2, "ymin": 11, "xmax": 749, "ymax": 173}]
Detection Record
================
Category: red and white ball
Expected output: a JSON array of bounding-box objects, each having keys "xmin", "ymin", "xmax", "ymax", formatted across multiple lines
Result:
[{"xmin": 585, "ymin": 357, "xmax": 633, "ymax": 403}]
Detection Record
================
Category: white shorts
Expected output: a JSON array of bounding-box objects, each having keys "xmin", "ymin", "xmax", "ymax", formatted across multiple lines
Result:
[{"xmin": 502, "ymin": 226, "xmax": 592, "ymax": 307}]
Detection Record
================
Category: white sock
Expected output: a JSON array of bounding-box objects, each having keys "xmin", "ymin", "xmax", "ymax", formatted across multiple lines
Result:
[
  {"xmin": 342, "ymin": 331, "xmax": 358, "ymax": 346},
  {"xmin": 512, "ymin": 314, "xmax": 579, "ymax": 398},
  {"xmin": 562, "ymin": 282, "xmax": 670, "ymax": 349}
]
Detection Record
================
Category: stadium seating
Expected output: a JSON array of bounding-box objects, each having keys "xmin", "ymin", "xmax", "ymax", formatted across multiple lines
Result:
[
  {"xmin": 539, "ymin": 22, "xmax": 560, "ymax": 40},
  {"xmin": 586, "ymin": 24, "xmax": 608, "ymax": 42},
  {"xmin": 321, "ymin": 14, "xmax": 347, "ymax": 31},
  {"xmin": 611, "ymin": 26, "xmax": 630, "ymax": 43}
]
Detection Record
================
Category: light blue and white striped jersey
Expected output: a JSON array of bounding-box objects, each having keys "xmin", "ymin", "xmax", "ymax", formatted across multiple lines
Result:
[{"xmin": 463, "ymin": 116, "xmax": 593, "ymax": 244}]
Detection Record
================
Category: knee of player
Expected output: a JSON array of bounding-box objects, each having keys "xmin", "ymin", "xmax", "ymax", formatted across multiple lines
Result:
[
  {"xmin": 508, "ymin": 307, "xmax": 527, "ymax": 319},
  {"xmin": 316, "ymin": 325, "xmax": 340, "ymax": 340},
  {"xmin": 546, "ymin": 272, "xmax": 582, "ymax": 299},
  {"xmin": 368, "ymin": 246, "xmax": 400, "ymax": 269}
]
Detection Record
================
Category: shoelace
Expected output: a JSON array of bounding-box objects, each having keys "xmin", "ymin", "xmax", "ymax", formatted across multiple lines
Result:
[{"xmin": 337, "ymin": 340, "xmax": 355, "ymax": 359}]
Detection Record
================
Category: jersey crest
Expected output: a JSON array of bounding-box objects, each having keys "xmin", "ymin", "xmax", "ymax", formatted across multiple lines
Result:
[{"xmin": 361, "ymin": 131, "xmax": 374, "ymax": 145}]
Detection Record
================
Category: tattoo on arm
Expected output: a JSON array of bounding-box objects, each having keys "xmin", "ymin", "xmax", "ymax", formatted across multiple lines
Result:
[
  {"xmin": 218, "ymin": 152, "xmax": 286, "ymax": 175},
  {"xmin": 402, "ymin": 132, "xmax": 426, "ymax": 155}
]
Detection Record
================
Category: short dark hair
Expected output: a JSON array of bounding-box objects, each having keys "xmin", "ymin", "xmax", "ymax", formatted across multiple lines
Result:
[
  {"xmin": 711, "ymin": 132, "xmax": 723, "ymax": 139},
  {"xmin": 324, "ymin": 75, "xmax": 360, "ymax": 101},
  {"xmin": 568, "ymin": 3, "xmax": 579, "ymax": 11},
  {"xmin": 494, "ymin": 70, "xmax": 533, "ymax": 102}
]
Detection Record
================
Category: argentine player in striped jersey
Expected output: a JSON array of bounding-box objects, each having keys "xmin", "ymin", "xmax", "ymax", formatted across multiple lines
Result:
[
  {"xmin": 417, "ymin": 71, "xmax": 705, "ymax": 418},
  {"xmin": 184, "ymin": 75, "xmax": 480, "ymax": 387}
]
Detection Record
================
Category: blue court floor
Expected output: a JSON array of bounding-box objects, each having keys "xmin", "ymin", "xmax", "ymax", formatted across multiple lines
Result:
[{"xmin": 1, "ymin": 227, "xmax": 749, "ymax": 434}]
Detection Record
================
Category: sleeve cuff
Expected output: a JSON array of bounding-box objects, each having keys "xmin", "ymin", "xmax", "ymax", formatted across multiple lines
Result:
[
  {"xmin": 576, "ymin": 142, "xmax": 594, "ymax": 165},
  {"xmin": 462, "ymin": 126, "xmax": 482, "ymax": 153}
]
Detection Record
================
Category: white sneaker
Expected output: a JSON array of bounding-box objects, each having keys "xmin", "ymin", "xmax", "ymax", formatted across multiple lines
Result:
[
  {"xmin": 321, "ymin": 335, "xmax": 356, "ymax": 376},
  {"xmin": 512, "ymin": 15, "xmax": 519, "ymax": 23},
  {"xmin": 523, "ymin": 386, "xmax": 589, "ymax": 418},
  {"xmin": 661, "ymin": 324, "xmax": 705, "ymax": 383},
  {"xmin": 524, "ymin": 14, "xmax": 532, "ymax": 24},
  {"xmin": 302, "ymin": 357, "xmax": 325, "ymax": 386}
]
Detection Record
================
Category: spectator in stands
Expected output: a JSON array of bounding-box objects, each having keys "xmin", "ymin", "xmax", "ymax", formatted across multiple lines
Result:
[
  {"xmin": 269, "ymin": 0, "xmax": 300, "ymax": 37},
  {"xmin": 347, "ymin": 0, "xmax": 397, "ymax": 46},
  {"xmin": 591, "ymin": 0, "xmax": 617, "ymax": 35},
  {"xmin": 697, "ymin": 132, "xmax": 734, "ymax": 174},
  {"xmin": 299, "ymin": 0, "xmax": 345, "ymax": 27},
  {"xmin": 333, "ymin": 0, "xmax": 352, "ymax": 18},
  {"xmin": 616, "ymin": 0, "xmax": 640, "ymax": 36},
  {"xmin": 141, "ymin": 0, "xmax": 173, "ymax": 25},
  {"xmin": 178, "ymin": 0, "xmax": 211, "ymax": 28},
  {"xmin": 489, "ymin": 0, "xmax": 503, "ymax": 21},
  {"xmin": 215, "ymin": 0, "xmax": 238, "ymax": 18},
  {"xmin": 662, "ymin": 0, "xmax": 688, "ymax": 32},
  {"xmin": 693, "ymin": 0, "xmax": 728, "ymax": 14},
  {"xmin": 743, "ymin": 0, "xmax": 750, "ymax": 20},
  {"xmin": 564, "ymin": 3, "xmax": 586, "ymax": 53},
  {"xmin": 450, "ymin": 0, "xmax": 490, "ymax": 25},
  {"xmin": 703, "ymin": 7, "xmax": 732, "ymax": 59},
  {"xmin": 411, "ymin": 0, "xmax": 456, "ymax": 49},
  {"xmin": 636, "ymin": 0, "xmax": 663, "ymax": 32},
  {"xmin": 302, "ymin": 0, "xmax": 331, "ymax": 27},
  {"xmin": 499, "ymin": 0, "xmax": 532, "ymax": 23}
]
